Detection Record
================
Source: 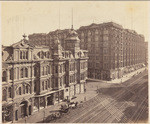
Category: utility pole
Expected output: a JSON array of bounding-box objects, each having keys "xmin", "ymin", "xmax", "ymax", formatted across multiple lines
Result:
[{"xmin": 72, "ymin": 8, "xmax": 73, "ymax": 28}]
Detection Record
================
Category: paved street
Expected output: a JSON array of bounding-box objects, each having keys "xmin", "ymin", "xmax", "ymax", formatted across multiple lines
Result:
[
  {"xmin": 50, "ymin": 70, "xmax": 148, "ymax": 123},
  {"xmin": 16, "ymin": 69, "xmax": 148, "ymax": 123}
]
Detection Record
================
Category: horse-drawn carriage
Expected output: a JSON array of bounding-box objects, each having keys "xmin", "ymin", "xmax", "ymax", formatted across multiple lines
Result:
[{"xmin": 60, "ymin": 101, "xmax": 78, "ymax": 113}]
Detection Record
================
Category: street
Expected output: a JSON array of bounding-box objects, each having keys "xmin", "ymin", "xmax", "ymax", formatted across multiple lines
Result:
[{"xmin": 50, "ymin": 70, "xmax": 148, "ymax": 123}]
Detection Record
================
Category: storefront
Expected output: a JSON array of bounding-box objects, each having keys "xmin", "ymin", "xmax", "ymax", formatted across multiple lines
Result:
[
  {"xmin": 2, "ymin": 105, "xmax": 13, "ymax": 123},
  {"xmin": 80, "ymin": 83, "xmax": 85, "ymax": 93},
  {"xmin": 69, "ymin": 85, "xmax": 75, "ymax": 99},
  {"xmin": 75, "ymin": 84, "xmax": 80, "ymax": 94}
]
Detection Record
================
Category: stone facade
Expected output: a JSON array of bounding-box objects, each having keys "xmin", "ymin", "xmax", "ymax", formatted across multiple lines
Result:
[
  {"xmin": 28, "ymin": 22, "xmax": 147, "ymax": 81},
  {"xmin": 77, "ymin": 22, "xmax": 146, "ymax": 80},
  {"xmin": 2, "ymin": 29, "xmax": 88, "ymax": 122}
]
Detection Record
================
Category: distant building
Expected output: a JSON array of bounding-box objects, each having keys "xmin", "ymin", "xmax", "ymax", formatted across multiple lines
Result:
[
  {"xmin": 77, "ymin": 22, "xmax": 146, "ymax": 80},
  {"xmin": 28, "ymin": 22, "xmax": 147, "ymax": 81},
  {"xmin": 28, "ymin": 29, "xmax": 70, "ymax": 48},
  {"xmin": 144, "ymin": 42, "xmax": 148, "ymax": 66},
  {"xmin": 2, "ymin": 29, "xmax": 88, "ymax": 122}
]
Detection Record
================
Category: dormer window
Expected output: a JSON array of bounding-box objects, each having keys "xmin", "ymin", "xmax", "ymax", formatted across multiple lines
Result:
[
  {"xmin": 95, "ymin": 29, "xmax": 99, "ymax": 35},
  {"xmin": 81, "ymin": 32, "xmax": 84, "ymax": 37},
  {"xmin": 88, "ymin": 31, "xmax": 91, "ymax": 36}
]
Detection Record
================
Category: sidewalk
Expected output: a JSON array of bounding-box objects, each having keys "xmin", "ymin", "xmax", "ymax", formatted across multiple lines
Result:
[
  {"xmin": 109, "ymin": 67, "xmax": 146, "ymax": 84},
  {"xmin": 15, "ymin": 67, "xmax": 146, "ymax": 123},
  {"xmin": 15, "ymin": 103, "xmax": 61, "ymax": 123},
  {"xmin": 88, "ymin": 67, "xmax": 146, "ymax": 84},
  {"xmin": 15, "ymin": 83, "xmax": 98, "ymax": 123}
]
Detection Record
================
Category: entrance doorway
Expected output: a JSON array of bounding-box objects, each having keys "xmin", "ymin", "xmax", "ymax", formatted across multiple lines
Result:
[
  {"xmin": 29, "ymin": 106, "xmax": 31, "ymax": 115},
  {"xmin": 15, "ymin": 110, "xmax": 18, "ymax": 121},
  {"xmin": 20, "ymin": 101, "xmax": 28, "ymax": 118},
  {"xmin": 47, "ymin": 95, "xmax": 53, "ymax": 106}
]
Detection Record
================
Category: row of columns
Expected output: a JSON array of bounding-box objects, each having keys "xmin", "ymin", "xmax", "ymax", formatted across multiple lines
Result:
[
  {"xmin": 14, "ymin": 50, "xmax": 32, "ymax": 61},
  {"xmin": 6, "ymin": 65, "xmax": 35, "ymax": 83}
]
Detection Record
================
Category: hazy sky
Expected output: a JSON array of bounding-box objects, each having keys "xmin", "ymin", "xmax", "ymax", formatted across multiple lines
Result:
[{"xmin": 1, "ymin": 1, "xmax": 150, "ymax": 46}]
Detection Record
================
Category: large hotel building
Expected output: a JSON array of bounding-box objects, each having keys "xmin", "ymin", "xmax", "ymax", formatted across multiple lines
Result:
[
  {"xmin": 2, "ymin": 21, "xmax": 147, "ymax": 123},
  {"xmin": 28, "ymin": 22, "xmax": 147, "ymax": 80},
  {"xmin": 2, "ymin": 29, "xmax": 88, "ymax": 122}
]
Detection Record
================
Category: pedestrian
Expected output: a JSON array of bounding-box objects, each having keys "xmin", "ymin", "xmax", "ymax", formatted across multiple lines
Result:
[
  {"xmin": 84, "ymin": 96, "xmax": 86, "ymax": 101},
  {"xmin": 25, "ymin": 116, "xmax": 27, "ymax": 123}
]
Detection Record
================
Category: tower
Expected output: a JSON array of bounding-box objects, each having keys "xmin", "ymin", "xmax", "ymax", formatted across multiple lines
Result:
[
  {"xmin": 65, "ymin": 29, "xmax": 80, "ymax": 58},
  {"xmin": 65, "ymin": 8, "xmax": 80, "ymax": 58}
]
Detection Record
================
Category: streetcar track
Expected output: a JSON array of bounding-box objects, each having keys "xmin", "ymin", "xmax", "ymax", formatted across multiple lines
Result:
[
  {"xmin": 74, "ymin": 73, "xmax": 148, "ymax": 123},
  {"xmin": 51, "ymin": 71, "xmax": 148, "ymax": 123}
]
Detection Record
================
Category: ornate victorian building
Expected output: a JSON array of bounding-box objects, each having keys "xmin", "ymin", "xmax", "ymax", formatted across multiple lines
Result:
[
  {"xmin": 2, "ymin": 29, "xmax": 88, "ymax": 122},
  {"xmin": 28, "ymin": 22, "xmax": 147, "ymax": 81}
]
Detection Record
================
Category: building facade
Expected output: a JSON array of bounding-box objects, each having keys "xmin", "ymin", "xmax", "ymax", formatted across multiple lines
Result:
[
  {"xmin": 2, "ymin": 29, "xmax": 88, "ymax": 122},
  {"xmin": 77, "ymin": 22, "xmax": 146, "ymax": 80},
  {"xmin": 28, "ymin": 22, "xmax": 147, "ymax": 81}
]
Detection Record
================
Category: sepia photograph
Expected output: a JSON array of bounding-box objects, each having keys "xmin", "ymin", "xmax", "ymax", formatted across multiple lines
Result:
[{"xmin": 1, "ymin": 1, "xmax": 149, "ymax": 123}]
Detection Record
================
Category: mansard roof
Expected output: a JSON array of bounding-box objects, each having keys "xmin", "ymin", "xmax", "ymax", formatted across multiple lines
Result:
[
  {"xmin": 65, "ymin": 29, "xmax": 80, "ymax": 41},
  {"xmin": 48, "ymin": 29, "xmax": 70, "ymax": 35},
  {"xmin": 78, "ymin": 22, "xmax": 123, "ymax": 30}
]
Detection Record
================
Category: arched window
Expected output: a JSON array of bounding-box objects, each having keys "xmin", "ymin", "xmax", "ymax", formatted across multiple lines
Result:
[
  {"xmin": 23, "ymin": 51, "xmax": 25, "ymax": 59},
  {"xmin": 9, "ymin": 69, "xmax": 13, "ymax": 80},
  {"xmin": 26, "ymin": 85, "xmax": 28, "ymax": 93},
  {"xmin": 60, "ymin": 65, "xmax": 62, "ymax": 73},
  {"xmin": 60, "ymin": 77, "xmax": 62, "ymax": 86},
  {"xmin": 45, "ymin": 81, "xmax": 48, "ymax": 90},
  {"xmin": 20, "ymin": 68, "xmax": 24, "ymax": 78},
  {"xmin": 55, "ymin": 66, "xmax": 58, "ymax": 73},
  {"xmin": 34, "ymin": 81, "xmax": 36, "ymax": 92},
  {"xmin": 26, "ymin": 51, "xmax": 28, "ymax": 59},
  {"xmin": 2, "ymin": 89, "xmax": 7, "ymax": 101},
  {"xmin": 42, "ymin": 82, "xmax": 44, "ymax": 90},
  {"xmin": 42, "ymin": 67, "xmax": 44, "ymax": 75},
  {"xmin": 49, "ymin": 66, "xmax": 51, "ymax": 74},
  {"xmin": 44, "ymin": 67, "xmax": 47, "ymax": 75},
  {"xmin": 25, "ymin": 68, "xmax": 28, "ymax": 77},
  {"xmin": 2, "ymin": 71, "xmax": 6, "ymax": 82},
  {"xmin": 48, "ymin": 80, "xmax": 50, "ymax": 88},
  {"xmin": 19, "ymin": 87, "xmax": 21, "ymax": 95},
  {"xmin": 34, "ymin": 67, "xmax": 37, "ymax": 77},
  {"xmin": 20, "ymin": 51, "xmax": 22, "ymax": 59},
  {"xmin": 23, "ymin": 85, "xmax": 25, "ymax": 94},
  {"xmin": 8, "ymin": 87, "xmax": 12, "ymax": 98},
  {"xmin": 46, "ymin": 66, "xmax": 48, "ymax": 75}
]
